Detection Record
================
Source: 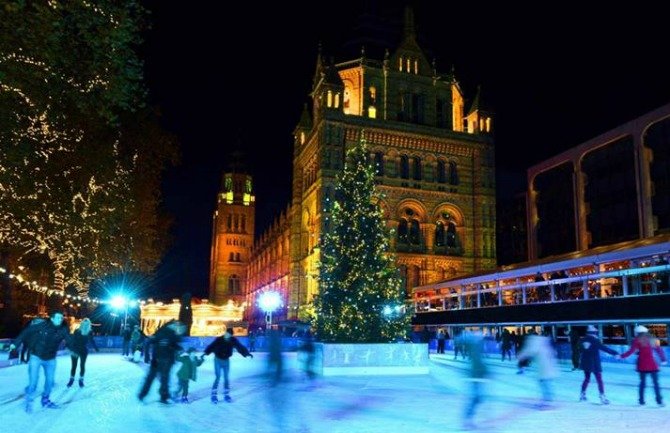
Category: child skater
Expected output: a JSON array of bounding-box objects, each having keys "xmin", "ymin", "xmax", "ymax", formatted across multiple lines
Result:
[{"xmin": 173, "ymin": 347, "xmax": 204, "ymax": 403}]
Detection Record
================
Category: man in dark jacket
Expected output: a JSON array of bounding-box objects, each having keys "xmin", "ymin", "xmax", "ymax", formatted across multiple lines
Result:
[
  {"xmin": 579, "ymin": 325, "xmax": 618, "ymax": 404},
  {"xmin": 138, "ymin": 320, "xmax": 185, "ymax": 404},
  {"xmin": 10, "ymin": 310, "xmax": 71, "ymax": 412},
  {"xmin": 203, "ymin": 328, "xmax": 253, "ymax": 403}
]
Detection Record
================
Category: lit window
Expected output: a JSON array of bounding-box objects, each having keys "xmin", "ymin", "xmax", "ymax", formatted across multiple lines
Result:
[
  {"xmin": 369, "ymin": 86, "xmax": 376, "ymax": 104},
  {"xmin": 406, "ymin": 58, "xmax": 411, "ymax": 73},
  {"xmin": 414, "ymin": 60, "xmax": 418, "ymax": 74},
  {"xmin": 334, "ymin": 93, "xmax": 340, "ymax": 108},
  {"xmin": 300, "ymin": 132, "xmax": 305, "ymax": 145},
  {"xmin": 368, "ymin": 106, "xmax": 377, "ymax": 119},
  {"xmin": 399, "ymin": 56, "xmax": 403, "ymax": 71},
  {"xmin": 327, "ymin": 90, "xmax": 333, "ymax": 107}
]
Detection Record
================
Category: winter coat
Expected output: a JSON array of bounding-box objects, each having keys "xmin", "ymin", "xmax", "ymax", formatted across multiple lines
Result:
[
  {"xmin": 204, "ymin": 335, "xmax": 251, "ymax": 360},
  {"xmin": 517, "ymin": 334, "xmax": 559, "ymax": 379},
  {"xmin": 13, "ymin": 319, "xmax": 71, "ymax": 361},
  {"xmin": 68, "ymin": 329, "xmax": 99, "ymax": 357},
  {"xmin": 621, "ymin": 335, "xmax": 667, "ymax": 372},
  {"xmin": 464, "ymin": 333, "xmax": 488, "ymax": 379},
  {"xmin": 150, "ymin": 324, "xmax": 183, "ymax": 362},
  {"xmin": 579, "ymin": 334, "xmax": 617, "ymax": 372},
  {"xmin": 176, "ymin": 353, "xmax": 204, "ymax": 382}
]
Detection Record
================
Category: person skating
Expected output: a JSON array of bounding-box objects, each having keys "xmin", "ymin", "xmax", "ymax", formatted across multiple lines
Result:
[
  {"xmin": 620, "ymin": 325, "xmax": 667, "ymax": 407},
  {"xmin": 578, "ymin": 325, "xmax": 617, "ymax": 404},
  {"xmin": 9, "ymin": 310, "xmax": 72, "ymax": 412},
  {"xmin": 66, "ymin": 318, "xmax": 99, "ymax": 388},
  {"xmin": 137, "ymin": 320, "xmax": 185, "ymax": 404},
  {"xmin": 203, "ymin": 328, "xmax": 253, "ymax": 403},
  {"xmin": 173, "ymin": 347, "xmax": 204, "ymax": 403},
  {"xmin": 517, "ymin": 332, "xmax": 559, "ymax": 409}
]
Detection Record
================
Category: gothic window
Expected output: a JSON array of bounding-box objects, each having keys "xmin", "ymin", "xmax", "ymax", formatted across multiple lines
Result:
[
  {"xmin": 229, "ymin": 252, "xmax": 234, "ymax": 262},
  {"xmin": 446, "ymin": 222, "xmax": 457, "ymax": 247},
  {"xmin": 400, "ymin": 155, "xmax": 410, "ymax": 179},
  {"xmin": 228, "ymin": 275, "xmax": 240, "ymax": 295},
  {"xmin": 374, "ymin": 152, "xmax": 384, "ymax": 176},
  {"xmin": 241, "ymin": 216, "xmax": 246, "ymax": 232},
  {"xmin": 437, "ymin": 160, "xmax": 447, "ymax": 183},
  {"xmin": 369, "ymin": 86, "xmax": 377, "ymax": 105},
  {"xmin": 226, "ymin": 214, "xmax": 232, "ymax": 231},
  {"xmin": 412, "ymin": 157, "xmax": 422, "ymax": 180},
  {"xmin": 435, "ymin": 222, "xmax": 445, "ymax": 246},
  {"xmin": 235, "ymin": 252, "xmax": 241, "ymax": 262},
  {"xmin": 409, "ymin": 219, "xmax": 421, "ymax": 244},
  {"xmin": 397, "ymin": 219, "xmax": 409, "ymax": 244},
  {"xmin": 449, "ymin": 161, "xmax": 459, "ymax": 185}
]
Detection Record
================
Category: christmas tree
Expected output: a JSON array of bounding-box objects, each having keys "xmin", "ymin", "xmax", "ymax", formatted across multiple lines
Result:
[{"xmin": 315, "ymin": 133, "xmax": 408, "ymax": 343}]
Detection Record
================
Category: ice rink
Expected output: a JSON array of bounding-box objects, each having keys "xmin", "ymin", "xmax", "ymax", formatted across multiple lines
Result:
[{"xmin": 1, "ymin": 350, "xmax": 668, "ymax": 433}]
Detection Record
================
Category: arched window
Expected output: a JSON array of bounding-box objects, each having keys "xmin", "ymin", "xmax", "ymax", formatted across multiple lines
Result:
[
  {"xmin": 446, "ymin": 222, "xmax": 457, "ymax": 247},
  {"xmin": 409, "ymin": 219, "xmax": 421, "ymax": 244},
  {"xmin": 437, "ymin": 160, "xmax": 447, "ymax": 183},
  {"xmin": 400, "ymin": 155, "xmax": 410, "ymax": 179},
  {"xmin": 235, "ymin": 252, "xmax": 241, "ymax": 262},
  {"xmin": 412, "ymin": 157, "xmax": 422, "ymax": 180},
  {"xmin": 228, "ymin": 252, "xmax": 234, "ymax": 262},
  {"xmin": 226, "ymin": 214, "xmax": 232, "ymax": 231},
  {"xmin": 449, "ymin": 161, "xmax": 459, "ymax": 185},
  {"xmin": 228, "ymin": 275, "xmax": 240, "ymax": 295},
  {"xmin": 397, "ymin": 219, "xmax": 409, "ymax": 243},
  {"xmin": 374, "ymin": 152, "xmax": 384, "ymax": 176},
  {"xmin": 435, "ymin": 222, "xmax": 445, "ymax": 246}
]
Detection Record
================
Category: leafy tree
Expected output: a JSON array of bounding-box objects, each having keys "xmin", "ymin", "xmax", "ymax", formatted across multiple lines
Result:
[
  {"xmin": 0, "ymin": 1, "xmax": 177, "ymax": 293},
  {"xmin": 314, "ymin": 134, "xmax": 408, "ymax": 343}
]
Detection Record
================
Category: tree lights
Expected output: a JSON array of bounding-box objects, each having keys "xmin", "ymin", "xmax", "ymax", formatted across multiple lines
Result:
[{"xmin": 314, "ymin": 133, "xmax": 409, "ymax": 343}]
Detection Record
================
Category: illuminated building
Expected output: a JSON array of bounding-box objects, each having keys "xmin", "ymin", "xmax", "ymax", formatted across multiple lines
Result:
[{"xmin": 211, "ymin": 7, "xmax": 496, "ymax": 326}]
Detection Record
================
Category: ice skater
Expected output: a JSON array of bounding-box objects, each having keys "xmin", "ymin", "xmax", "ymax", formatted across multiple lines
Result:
[
  {"xmin": 9, "ymin": 310, "xmax": 72, "ymax": 412},
  {"xmin": 578, "ymin": 325, "xmax": 617, "ymax": 404},
  {"xmin": 137, "ymin": 320, "xmax": 185, "ymax": 404},
  {"xmin": 66, "ymin": 317, "xmax": 99, "ymax": 388},
  {"xmin": 173, "ymin": 347, "xmax": 204, "ymax": 403},
  {"xmin": 620, "ymin": 325, "xmax": 667, "ymax": 407},
  {"xmin": 203, "ymin": 328, "xmax": 253, "ymax": 403}
]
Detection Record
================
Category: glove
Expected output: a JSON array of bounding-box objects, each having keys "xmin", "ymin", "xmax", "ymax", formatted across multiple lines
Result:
[{"xmin": 9, "ymin": 344, "xmax": 16, "ymax": 351}]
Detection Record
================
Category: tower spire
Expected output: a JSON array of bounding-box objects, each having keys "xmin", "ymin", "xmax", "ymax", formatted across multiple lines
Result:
[{"xmin": 402, "ymin": 5, "xmax": 416, "ymax": 41}]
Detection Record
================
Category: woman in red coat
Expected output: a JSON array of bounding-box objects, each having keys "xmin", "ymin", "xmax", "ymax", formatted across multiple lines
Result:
[{"xmin": 621, "ymin": 325, "xmax": 667, "ymax": 406}]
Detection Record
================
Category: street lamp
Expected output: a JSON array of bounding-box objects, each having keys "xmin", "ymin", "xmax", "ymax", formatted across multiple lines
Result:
[
  {"xmin": 258, "ymin": 291, "xmax": 282, "ymax": 328},
  {"xmin": 110, "ymin": 295, "xmax": 137, "ymax": 331}
]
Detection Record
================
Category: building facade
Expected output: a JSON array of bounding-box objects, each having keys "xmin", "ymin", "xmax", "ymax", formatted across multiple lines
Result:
[
  {"xmin": 209, "ymin": 170, "xmax": 255, "ymax": 307},
  {"xmin": 211, "ymin": 8, "xmax": 496, "ymax": 326},
  {"xmin": 528, "ymin": 103, "xmax": 670, "ymax": 259}
]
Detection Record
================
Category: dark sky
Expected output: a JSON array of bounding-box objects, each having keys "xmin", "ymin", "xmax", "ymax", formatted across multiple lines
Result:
[{"xmin": 142, "ymin": 1, "xmax": 670, "ymax": 300}]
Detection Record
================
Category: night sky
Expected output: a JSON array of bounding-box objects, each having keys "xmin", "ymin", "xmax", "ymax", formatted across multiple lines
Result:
[{"xmin": 141, "ymin": 1, "xmax": 670, "ymax": 300}]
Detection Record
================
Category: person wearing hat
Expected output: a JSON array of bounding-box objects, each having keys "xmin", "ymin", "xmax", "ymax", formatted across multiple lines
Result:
[
  {"xmin": 578, "ymin": 325, "xmax": 618, "ymax": 404},
  {"xmin": 620, "ymin": 325, "xmax": 667, "ymax": 406}
]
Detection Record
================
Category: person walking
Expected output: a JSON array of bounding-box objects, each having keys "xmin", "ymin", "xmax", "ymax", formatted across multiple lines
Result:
[
  {"xmin": 620, "ymin": 325, "xmax": 667, "ymax": 407},
  {"xmin": 9, "ymin": 310, "xmax": 72, "ymax": 412},
  {"xmin": 137, "ymin": 320, "xmax": 185, "ymax": 404},
  {"xmin": 203, "ymin": 328, "xmax": 253, "ymax": 403},
  {"xmin": 501, "ymin": 329, "xmax": 513, "ymax": 361},
  {"xmin": 578, "ymin": 325, "xmax": 617, "ymax": 404},
  {"xmin": 66, "ymin": 318, "xmax": 99, "ymax": 388},
  {"xmin": 436, "ymin": 328, "xmax": 446, "ymax": 354},
  {"xmin": 121, "ymin": 324, "xmax": 132, "ymax": 357}
]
